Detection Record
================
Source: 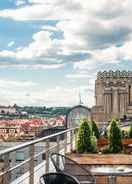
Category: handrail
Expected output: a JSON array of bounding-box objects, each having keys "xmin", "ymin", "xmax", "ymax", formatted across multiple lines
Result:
[
  {"xmin": 0, "ymin": 126, "xmax": 79, "ymax": 184},
  {"xmin": 0, "ymin": 127, "xmax": 78, "ymax": 156}
]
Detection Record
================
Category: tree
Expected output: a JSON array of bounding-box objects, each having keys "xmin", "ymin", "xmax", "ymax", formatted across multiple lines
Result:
[
  {"xmin": 91, "ymin": 120, "xmax": 100, "ymax": 139},
  {"xmin": 77, "ymin": 119, "xmax": 92, "ymax": 153},
  {"xmin": 108, "ymin": 119, "xmax": 122, "ymax": 153},
  {"xmin": 128, "ymin": 123, "xmax": 132, "ymax": 138},
  {"xmin": 91, "ymin": 134, "xmax": 97, "ymax": 153}
]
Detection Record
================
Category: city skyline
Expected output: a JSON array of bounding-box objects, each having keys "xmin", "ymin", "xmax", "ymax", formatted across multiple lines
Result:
[{"xmin": 0, "ymin": 1, "xmax": 132, "ymax": 107}]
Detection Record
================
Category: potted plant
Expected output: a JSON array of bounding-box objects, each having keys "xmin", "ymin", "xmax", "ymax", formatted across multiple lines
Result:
[
  {"xmin": 108, "ymin": 119, "xmax": 122, "ymax": 153},
  {"xmin": 76, "ymin": 118, "xmax": 97, "ymax": 153},
  {"xmin": 91, "ymin": 120, "xmax": 100, "ymax": 139},
  {"xmin": 128, "ymin": 123, "xmax": 132, "ymax": 138}
]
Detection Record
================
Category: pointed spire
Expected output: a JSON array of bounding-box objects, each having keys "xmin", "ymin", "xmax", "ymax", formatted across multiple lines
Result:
[{"xmin": 78, "ymin": 90, "xmax": 83, "ymax": 105}]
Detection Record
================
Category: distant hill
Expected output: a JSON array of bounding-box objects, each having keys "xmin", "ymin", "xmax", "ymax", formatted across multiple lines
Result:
[{"xmin": 16, "ymin": 105, "xmax": 71, "ymax": 116}]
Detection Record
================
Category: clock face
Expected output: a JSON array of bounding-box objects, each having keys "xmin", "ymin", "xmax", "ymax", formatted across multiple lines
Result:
[{"xmin": 66, "ymin": 106, "xmax": 91, "ymax": 128}]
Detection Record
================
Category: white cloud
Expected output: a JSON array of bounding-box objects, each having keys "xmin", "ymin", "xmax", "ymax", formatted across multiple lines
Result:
[
  {"xmin": 0, "ymin": 0, "xmax": 131, "ymax": 51},
  {"xmin": 0, "ymin": 2, "xmax": 70, "ymax": 21},
  {"xmin": 1, "ymin": 0, "xmax": 132, "ymax": 65},
  {"xmin": 15, "ymin": 0, "xmax": 26, "ymax": 6},
  {"xmin": 0, "ymin": 86, "xmax": 77, "ymax": 106},
  {"xmin": 65, "ymin": 73, "xmax": 91, "ymax": 79},
  {"xmin": 16, "ymin": 30, "xmax": 52, "ymax": 59},
  {"xmin": 0, "ymin": 63, "xmax": 64, "ymax": 70},
  {"xmin": 28, "ymin": 64, "xmax": 64, "ymax": 69},
  {"xmin": 0, "ymin": 79, "xmax": 37, "ymax": 88},
  {"xmin": 0, "ymin": 29, "xmax": 65, "ymax": 69},
  {"xmin": 0, "ymin": 30, "xmax": 52, "ymax": 59},
  {"xmin": 0, "ymin": 82, "xmax": 95, "ymax": 107},
  {"xmin": 74, "ymin": 59, "xmax": 97, "ymax": 71},
  {"xmin": 8, "ymin": 41, "xmax": 15, "ymax": 47},
  {"xmin": 42, "ymin": 25, "xmax": 59, "ymax": 32},
  {"xmin": 2, "ymin": 0, "xmax": 125, "ymax": 21},
  {"xmin": 73, "ymin": 43, "xmax": 132, "ymax": 72}
]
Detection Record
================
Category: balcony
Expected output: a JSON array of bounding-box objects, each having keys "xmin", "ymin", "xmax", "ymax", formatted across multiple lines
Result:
[{"xmin": 0, "ymin": 127, "xmax": 132, "ymax": 184}]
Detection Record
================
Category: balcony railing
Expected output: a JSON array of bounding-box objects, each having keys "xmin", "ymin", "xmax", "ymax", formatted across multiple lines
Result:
[{"xmin": 0, "ymin": 127, "xmax": 78, "ymax": 184}]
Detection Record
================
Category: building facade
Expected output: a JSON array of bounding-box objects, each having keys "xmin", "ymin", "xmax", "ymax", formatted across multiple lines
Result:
[
  {"xmin": 0, "ymin": 125, "xmax": 24, "ymax": 140},
  {"xmin": 66, "ymin": 105, "xmax": 91, "ymax": 128},
  {"xmin": 92, "ymin": 70, "xmax": 132, "ymax": 122},
  {"xmin": 0, "ymin": 105, "xmax": 16, "ymax": 114}
]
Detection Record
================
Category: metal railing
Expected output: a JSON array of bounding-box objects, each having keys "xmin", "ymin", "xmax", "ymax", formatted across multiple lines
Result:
[{"xmin": 0, "ymin": 127, "xmax": 78, "ymax": 184}]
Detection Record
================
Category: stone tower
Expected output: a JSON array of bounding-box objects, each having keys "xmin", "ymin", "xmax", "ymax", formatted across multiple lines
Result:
[{"xmin": 92, "ymin": 70, "xmax": 132, "ymax": 122}]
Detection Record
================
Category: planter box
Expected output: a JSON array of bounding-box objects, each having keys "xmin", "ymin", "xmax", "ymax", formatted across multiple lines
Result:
[
  {"xmin": 66, "ymin": 153, "xmax": 132, "ymax": 184},
  {"xmin": 97, "ymin": 138, "xmax": 132, "ymax": 148},
  {"xmin": 97, "ymin": 138, "xmax": 108, "ymax": 147},
  {"xmin": 122, "ymin": 139, "xmax": 132, "ymax": 145}
]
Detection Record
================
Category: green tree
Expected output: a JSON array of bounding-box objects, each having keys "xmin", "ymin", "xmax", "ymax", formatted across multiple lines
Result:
[
  {"xmin": 128, "ymin": 123, "xmax": 132, "ymax": 138},
  {"xmin": 108, "ymin": 119, "xmax": 122, "ymax": 153},
  {"xmin": 122, "ymin": 130, "xmax": 125, "ymax": 139},
  {"xmin": 91, "ymin": 134, "xmax": 97, "ymax": 153},
  {"xmin": 77, "ymin": 119, "xmax": 92, "ymax": 153},
  {"xmin": 91, "ymin": 120, "xmax": 100, "ymax": 139}
]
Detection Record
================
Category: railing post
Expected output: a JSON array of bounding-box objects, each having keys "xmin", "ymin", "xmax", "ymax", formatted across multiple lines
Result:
[
  {"xmin": 56, "ymin": 135, "xmax": 60, "ymax": 154},
  {"xmin": 29, "ymin": 145, "xmax": 35, "ymax": 184},
  {"xmin": 45, "ymin": 140, "xmax": 50, "ymax": 173},
  {"xmin": 3, "ymin": 153, "xmax": 10, "ymax": 184},
  {"xmin": 64, "ymin": 132, "xmax": 67, "ymax": 154},
  {"xmin": 56, "ymin": 135, "xmax": 60, "ymax": 167},
  {"xmin": 70, "ymin": 130, "xmax": 73, "ymax": 152},
  {"xmin": 74, "ymin": 129, "xmax": 78, "ymax": 150}
]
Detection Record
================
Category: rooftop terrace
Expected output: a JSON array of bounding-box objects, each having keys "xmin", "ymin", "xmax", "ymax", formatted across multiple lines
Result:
[{"xmin": 0, "ymin": 127, "xmax": 132, "ymax": 184}]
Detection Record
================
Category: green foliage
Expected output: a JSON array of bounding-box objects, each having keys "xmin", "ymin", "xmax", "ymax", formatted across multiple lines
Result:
[
  {"xmin": 128, "ymin": 123, "xmax": 132, "ymax": 138},
  {"xmin": 91, "ymin": 135, "xmax": 97, "ymax": 153},
  {"xmin": 77, "ymin": 119, "xmax": 93, "ymax": 153},
  {"xmin": 121, "ymin": 130, "xmax": 125, "ymax": 139},
  {"xmin": 101, "ymin": 146, "xmax": 110, "ymax": 154},
  {"xmin": 122, "ymin": 130, "xmax": 128, "ymax": 139},
  {"xmin": 91, "ymin": 121, "xmax": 100, "ymax": 139},
  {"xmin": 108, "ymin": 119, "xmax": 122, "ymax": 153},
  {"xmin": 16, "ymin": 106, "xmax": 70, "ymax": 116}
]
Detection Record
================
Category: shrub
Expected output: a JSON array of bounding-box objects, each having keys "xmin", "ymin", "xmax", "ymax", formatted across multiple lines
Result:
[
  {"xmin": 128, "ymin": 123, "xmax": 132, "ymax": 138},
  {"xmin": 108, "ymin": 119, "xmax": 122, "ymax": 153},
  {"xmin": 122, "ymin": 130, "xmax": 125, "ymax": 139},
  {"xmin": 91, "ymin": 120, "xmax": 100, "ymax": 139},
  {"xmin": 91, "ymin": 134, "xmax": 97, "ymax": 153},
  {"xmin": 122, "ymin": 130, "xmax": 128, "ymax": 139},
  {"xmin": 77, "ymin": 119, "xmax": 93, "ymax": 153},
  {"xmin": 101, "ymin": 146, "xmax": 110, "ymax": 154}
]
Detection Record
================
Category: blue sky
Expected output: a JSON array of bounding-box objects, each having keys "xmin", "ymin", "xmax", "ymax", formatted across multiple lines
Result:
[{"xmin": 0, "ymin": 0, "xmax": 132, "ymax": 107}]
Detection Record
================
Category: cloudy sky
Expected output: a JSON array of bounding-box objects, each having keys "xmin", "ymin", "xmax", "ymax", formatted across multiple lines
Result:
[{"xmin": 0, "ymin": 0, "xmax": 132, "ymax": 107}]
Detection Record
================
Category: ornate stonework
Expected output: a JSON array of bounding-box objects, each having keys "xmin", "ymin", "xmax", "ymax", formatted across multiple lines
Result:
[
  {"xmin": 97, "ymin": 70, "xmax": 132, "ymax": 79},
  {"xmin": 92, "ymin": 70, "xmax": 132, "ymax": 122}
]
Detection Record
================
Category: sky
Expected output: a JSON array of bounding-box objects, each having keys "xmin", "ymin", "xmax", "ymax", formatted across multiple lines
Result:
[{"xmin": 0, "ymin": 0, "xmax": 132, "ymax": 107}]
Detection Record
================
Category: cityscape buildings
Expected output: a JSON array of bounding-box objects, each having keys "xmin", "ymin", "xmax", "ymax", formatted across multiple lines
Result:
[
  {"xmin": 0, "ymin": 105, "xmax": 16, "ymax": 114},
  {"xmin": 0, "ymin": 116, "xmax": 65, "ymax": 141}
]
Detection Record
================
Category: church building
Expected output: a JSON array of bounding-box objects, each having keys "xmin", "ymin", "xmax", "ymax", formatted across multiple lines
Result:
[{"xmin": 92, "ymin": 70, "xmax": 132, "ymax": 122}]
